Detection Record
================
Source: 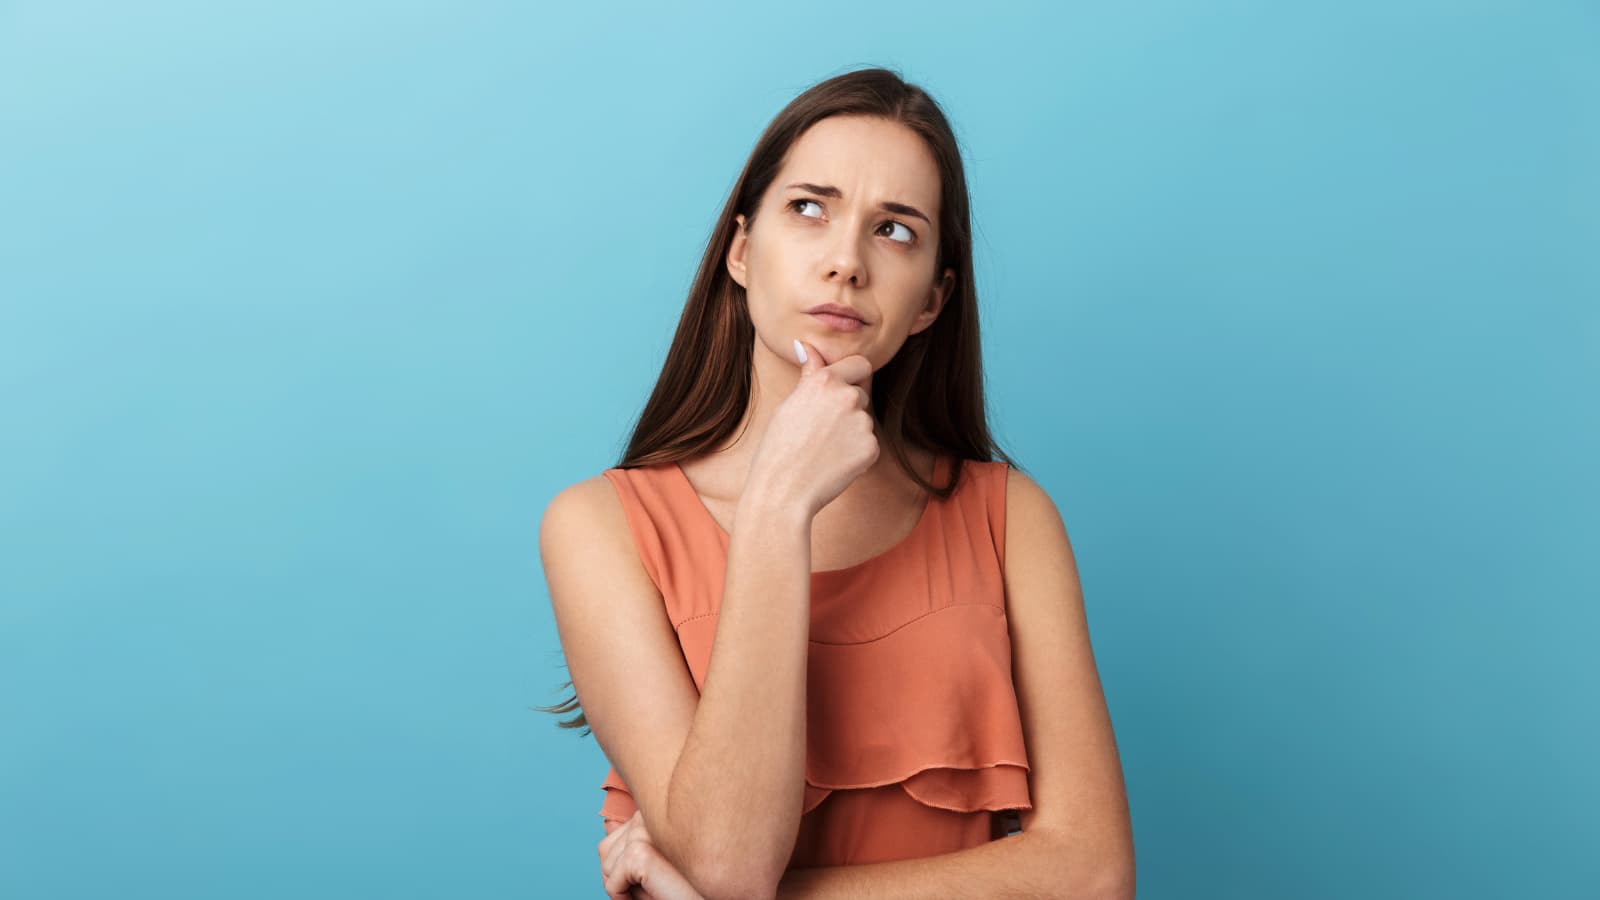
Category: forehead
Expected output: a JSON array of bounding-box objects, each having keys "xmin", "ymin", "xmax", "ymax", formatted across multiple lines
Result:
[{"xmin": 776, "ymin": 115, "xmax": 941, "ymax": 214}]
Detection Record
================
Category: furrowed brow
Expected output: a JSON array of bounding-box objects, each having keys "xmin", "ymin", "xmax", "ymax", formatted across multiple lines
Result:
[{"xmin": 785, "ymin": 182, "xmax": 931, "ymax": 227}]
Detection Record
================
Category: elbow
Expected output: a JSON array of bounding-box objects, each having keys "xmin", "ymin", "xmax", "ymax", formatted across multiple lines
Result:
[
  {"xmin": 1030, "ymin": 825, "xmax": 1135, "ymax": 900},
  {"xmin": 692, "ymin": 866, "xmax": 778, "ymax": 900},
  {"xmin": 1075, "ymin": 864, "xmax": 1135, "ymax": 900},
  {"xmin": 678, "ymin": 850, "xmax": 780, "ymax": 900},
  {"xmin": 677, "ymin": 822, "xmax": 788, "ymax": 900},
  {"xmin": 660, "ymin": 793, "xmax": 790, "ymax": 900},
  {"xmin": 1093, "ymin": 874, "xmax": 1136, "ymax": 900}
]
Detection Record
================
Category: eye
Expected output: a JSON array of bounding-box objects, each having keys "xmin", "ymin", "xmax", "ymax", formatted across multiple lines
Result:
[
  {"xmin": 787, "ymin": 198, "xmax": 917, "ymax": 246},
  {"xmin": 879, "ymin": 220, "xmax": 915, "ymax": 244}
]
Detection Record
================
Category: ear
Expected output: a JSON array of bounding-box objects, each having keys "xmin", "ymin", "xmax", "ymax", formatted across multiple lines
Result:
[
  {"xmin": 907, "ymin": 266, "xmax": 956, "ymax": 337},
  {"xmin": 726, "ymin": 213, "xmax": 749, "ymax": 288}
]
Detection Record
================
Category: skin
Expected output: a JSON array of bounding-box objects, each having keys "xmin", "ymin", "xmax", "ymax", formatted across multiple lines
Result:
[
  {"xmin": 682, "ymin": 113, "xmax": 958, "ymax": 572},
  {"xmin": 598, "ymin": 113, "xmax": 960, "ymax": 898},
  {"xmin": 596, "ymin": 114, "xmax": 1136, "ymax": 899}
]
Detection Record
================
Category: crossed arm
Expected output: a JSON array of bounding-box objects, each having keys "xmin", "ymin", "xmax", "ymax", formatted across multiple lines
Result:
[
  {"xmin": 775, "ymin": 825, "xmax": 1127, "ymax": 899},
  {"xmin": 779, "ymin": 469, "xmax": 1138, "ymax": 898},
  {"xmin": 598, "ymin": 469, "xmax": 1135, "ymax": 900},
  {"xmin": 603, "ymin": 814, "xmax": 1126, "ymax": 900}
]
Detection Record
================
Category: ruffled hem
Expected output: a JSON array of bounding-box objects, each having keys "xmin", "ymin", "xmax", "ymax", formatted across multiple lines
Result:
[
  {"xmin": 598, "ymin": 602, "xmax": 1034, "ymax": 822},
  {"xmin": 802, "ymin": 759, "xmax": 1032, "ymax": 815},
  {"xmin": 600, "ymin": 762, "xmax": 1030, "ymax": 824},
  {"xmin": 801, "ymin": 602, "xmax": 1032, "ymax": 811},
  {"xmin": 600, "ymin": 768, "xmax": 638, "ymax": 823}
]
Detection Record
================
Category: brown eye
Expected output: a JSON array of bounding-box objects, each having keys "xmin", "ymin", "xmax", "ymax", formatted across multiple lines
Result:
[
  {"xmin": 880, "ymin": 220, "xmax": 915, "ymax": 244},
  {"xmin": 789, "ymin": 198, "xmax": 915, "ymax": 247}
]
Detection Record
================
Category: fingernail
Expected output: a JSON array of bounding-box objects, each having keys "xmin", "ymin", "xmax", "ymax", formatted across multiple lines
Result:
[{"xmin": 792, "ymin": 338, "xmax": 808, "ymax": 364}]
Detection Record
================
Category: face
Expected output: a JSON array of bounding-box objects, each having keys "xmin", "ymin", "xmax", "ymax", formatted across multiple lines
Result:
[{"xmin": 726, "ymin": 114, "xmax": 956, "ymax": 369}]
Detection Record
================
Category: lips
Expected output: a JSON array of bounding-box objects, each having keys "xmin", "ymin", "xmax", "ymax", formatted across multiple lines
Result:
[
  {"xmin": 808, "ymin": 311, "xmax": 865, "ymax": 332},
  {"xmin": 805, "ymin": 303, "xmax": 867, "ymax": 324}
]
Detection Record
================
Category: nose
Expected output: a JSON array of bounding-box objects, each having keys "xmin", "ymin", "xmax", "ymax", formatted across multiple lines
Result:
[{"xmin": 824, "ymin": 231, "xmax": 867, "ymax": 287}]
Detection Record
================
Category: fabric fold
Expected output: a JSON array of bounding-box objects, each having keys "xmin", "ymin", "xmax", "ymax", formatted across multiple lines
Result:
[
  {"xmin": 591, "ymin": 457, "xmax": 1031, "ymax": 866},
  {"xmin": 800, "ymin": 601, "xmax": 1031, "ymax": 815},
  {"xmin": 603, "ymin": 602, "xmax": 1032, "ymax": 822}
]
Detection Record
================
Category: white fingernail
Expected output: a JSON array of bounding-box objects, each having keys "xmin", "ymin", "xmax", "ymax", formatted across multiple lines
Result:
[{"xmin": 792, "ymin": 339, "xmax": 808, "ymax": 364}]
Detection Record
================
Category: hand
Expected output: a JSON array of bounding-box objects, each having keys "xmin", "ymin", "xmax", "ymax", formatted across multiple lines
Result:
[
  {"xmin": 598, "ymin": 811, "xmax": 706, "ymax": 900},
  {"xmin": 746, "ymin": 337, "xmax": 879, "ymax": 520}
]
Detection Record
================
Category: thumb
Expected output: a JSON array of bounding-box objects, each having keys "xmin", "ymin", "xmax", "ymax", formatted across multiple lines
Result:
[{"xmin": 793, "ymin": 337, "xmax": 827, "ymax": 375}]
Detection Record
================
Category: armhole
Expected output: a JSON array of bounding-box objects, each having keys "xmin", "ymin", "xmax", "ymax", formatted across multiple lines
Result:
[{"xmin": 599, "ymin": 469, "xmax": 667, "ymax": 596}]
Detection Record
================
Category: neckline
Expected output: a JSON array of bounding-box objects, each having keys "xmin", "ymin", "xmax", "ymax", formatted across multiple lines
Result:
[{"xmin": 668, "ymin": 454, "xmax": 949, "ymax": 578}]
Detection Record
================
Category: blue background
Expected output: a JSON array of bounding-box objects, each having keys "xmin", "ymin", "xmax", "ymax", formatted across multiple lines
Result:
[{"xmin": 2, "ymin": 1, "xmax": 1595, "ymax": 897}]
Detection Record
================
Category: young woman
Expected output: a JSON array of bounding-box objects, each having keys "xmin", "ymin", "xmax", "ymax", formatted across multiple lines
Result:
[{"xmin": 539, "ymin": 67, "xmax": 1135, "ymax": 900}]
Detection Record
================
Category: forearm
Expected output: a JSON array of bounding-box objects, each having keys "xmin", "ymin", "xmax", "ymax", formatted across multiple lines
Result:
[
  {"xmin": 661, "ymin": 484, "xmax": 812, "ymax": 899},
  {"xmin": 775, "ymin": 828, "xmax": 1133, "ymax": 900}
]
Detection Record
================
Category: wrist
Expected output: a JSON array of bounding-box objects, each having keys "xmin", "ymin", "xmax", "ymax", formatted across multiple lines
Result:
[{"xmin": 735, "ymin": 478, "xmax": 813, "ymax": 533}]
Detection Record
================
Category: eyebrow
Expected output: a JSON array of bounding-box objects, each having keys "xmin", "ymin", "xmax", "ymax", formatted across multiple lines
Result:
[{"xmin": 784, "ymin": 182, "xmax": 932, "ymax": 227}]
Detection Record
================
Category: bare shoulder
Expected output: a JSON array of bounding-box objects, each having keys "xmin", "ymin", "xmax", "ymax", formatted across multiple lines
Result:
[
  {"xmin": 537, "ymin": 470, "xmax": 702, "ymax": 873},
  {"xmin": 998, "ymin": 464, "xmax": 1136, "ymax": 892},
  {"xmin": 1003, "ymin": 465, "xmax": 1067, "ymax": 530},
  {"xmin": 539, "ymin": 473, "xmax": 629, "ymax": 559},
  {"xmin": 1001, "ymin": 464, "xmax": 1077, "ymax": 571},
  {"xmin": 537, "ymin": 469, "xmax": 671, "ymax": 667},
  {"xmin": 999, "ymin": 465, "xmax": 1086, "ymax": 655}
]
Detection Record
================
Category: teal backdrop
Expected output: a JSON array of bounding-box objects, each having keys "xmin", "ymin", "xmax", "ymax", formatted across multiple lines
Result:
[{"xmin": 2, "ymin": 1, "xmax": 1595, "ymax": 897}]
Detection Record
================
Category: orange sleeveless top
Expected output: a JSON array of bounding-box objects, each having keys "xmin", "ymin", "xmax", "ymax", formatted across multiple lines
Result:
[{"xmin": 596, "ymin": 454, "xmax": 1032, "ymax": 867}]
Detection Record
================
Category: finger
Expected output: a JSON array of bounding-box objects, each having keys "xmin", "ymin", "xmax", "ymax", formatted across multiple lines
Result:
[
  {"xmin": 598, "ymin": 817, "xmax": 628, "ymax": 860},
  {"xmin": 601, "ymin": 819, "xmax": 632, "ymax": 878},
  {"xmin": 794, "ymin": 337, "xmax": 828, "ymax": 374},
  {"xmin": 823, "ymin": 353, "xmax": 873, "ymax": 387},
  {"xmin": 634, "ymin": 844, "xmax": 704, "ymax": 900},
  {"xmin": 603, "ymin": 842, "xmax": 648, "ymax": 898},
  {"xmin": 603, "ymin": 862, "xmax": 634, "ymax": 900},
  {"xmin": 600, "ymin": 836, "xmax": 633, "ymax": 899},
  {"xmin": 602, "ymin": 840, "xmax": 631, "ymax": 897}
]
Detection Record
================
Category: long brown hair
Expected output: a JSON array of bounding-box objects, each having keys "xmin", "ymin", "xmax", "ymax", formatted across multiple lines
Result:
[{"xmin": 538, "ymin": 65, "xmax": 1022, "ymax": 735}]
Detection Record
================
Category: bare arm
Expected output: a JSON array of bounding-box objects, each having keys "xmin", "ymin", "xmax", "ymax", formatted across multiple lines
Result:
[
  {"xmin": 769, "ymin": 466, "xmax": 1139, "ymax": 900},
  {"xmin": 554, "ymin": 343, "xmax": 878, "ymax": 900},
  {"xmin": 661, "ymin": 480, "xmax": 813, "ymax": 899},
  {"xmin": 775, "ymin": 827, "xmax": 1130, "ymax": 900},
  {"xmin": 543, "ymin": 475, "xmax": 813, "ymax": 900}
]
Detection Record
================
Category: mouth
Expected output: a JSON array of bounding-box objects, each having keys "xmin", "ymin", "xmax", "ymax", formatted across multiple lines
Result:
[
  {"xmin": 805, "ymin": 303, "xmax": 868, "ymax": 325},
  {"xmin": 808, "ymin": 311, "xmax": 866, "ymax": 332}
]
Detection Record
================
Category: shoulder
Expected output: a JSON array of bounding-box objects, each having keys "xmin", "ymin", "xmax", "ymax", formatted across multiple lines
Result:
[
  {"xmin": 538, "ymin": 470, "xmax": 668, "ymax": 647},
  {"xmin": 1002, "ymin": 466, "xmax": 1063, "ymax": 525},
  {"xmin": 540, "ymin": 473, "xmax": 618, "ymax": 543},
  {"xmin": 993, "ymin": 465, "xmax": 1134, "ymax": 882},
  {"xmin": 538, "ymin": 472, "xmax": 638, "ymax": 581},
  {"xmin": 1001, "ymin": 465, "xmax": 1079, "ymax": 579},
  {"xmin": 959, "ymin": 459, "xmax": 1064, "ymax": 531}
]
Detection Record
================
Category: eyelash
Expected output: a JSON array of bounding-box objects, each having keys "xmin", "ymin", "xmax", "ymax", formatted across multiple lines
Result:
[{"xmin": 786, "ymin": 198, "xmax": 916, "ymax": 246}]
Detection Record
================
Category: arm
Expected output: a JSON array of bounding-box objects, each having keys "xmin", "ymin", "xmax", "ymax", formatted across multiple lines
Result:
[
  {"xmin": 542, "ymin": 475, "xmax": 811, "ymax": 900},
  {"xmin": 660, "ymin": 477, "xmax": 814, "ymax": 898},
  {"xmin": 779, "ymin": 467, "xmax": 1135, "ymax": 899},
  {"xmin": 775, "ymin": 827, "xmax": 1126, "ymax": 899}
]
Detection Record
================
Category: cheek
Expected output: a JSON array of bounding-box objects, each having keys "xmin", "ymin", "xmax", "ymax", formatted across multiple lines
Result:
[{"xmin": 740, "ymin": 259, "xmax": 801, "ymax": 319}]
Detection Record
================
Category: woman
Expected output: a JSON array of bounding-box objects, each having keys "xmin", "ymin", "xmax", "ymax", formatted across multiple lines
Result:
[{"xmin": 539, "ymin": 67, "xmax": 1135, "ymax": 900}]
